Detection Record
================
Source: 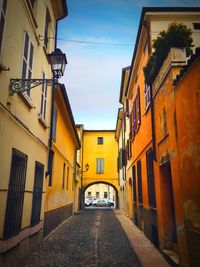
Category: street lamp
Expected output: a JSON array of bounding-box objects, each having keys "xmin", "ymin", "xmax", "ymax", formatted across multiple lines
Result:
[
  {"xmin": 9, "ymin": 48, "xmax": 67, "ymax": 95},
  {"xmin": 77, "ymin": 163, "xmax": 89, "ymax": 175}
]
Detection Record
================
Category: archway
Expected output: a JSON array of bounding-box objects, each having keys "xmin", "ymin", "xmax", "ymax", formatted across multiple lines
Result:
[{"xmin": 83, "ymin": 181, "xmax": 119, "ymax": 209}]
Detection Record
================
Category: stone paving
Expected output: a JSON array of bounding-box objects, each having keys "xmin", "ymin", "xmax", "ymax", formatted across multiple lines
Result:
[{"xmin": 22, "ymin": 209, "xmax": 142, "ymax": 267}]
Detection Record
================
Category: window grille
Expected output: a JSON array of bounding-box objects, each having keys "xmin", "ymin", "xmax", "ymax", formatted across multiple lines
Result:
[
  {"xmin": 31, "ymin": 161, "xmax": 44, "ymax": 226},
  {"xmin": 4, "ymin": 148, "xmax": 27, "ymax": 240},
  {"xmin": 146, "ymin": 148, "xmax": 156, "ymax": 207},
  {"xmin": 145, "ymin": 84, "xmax": 151, "ymax": 110}
]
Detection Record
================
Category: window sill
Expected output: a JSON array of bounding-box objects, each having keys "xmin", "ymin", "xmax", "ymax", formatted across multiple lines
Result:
[
  {"xmin": 20, "ymin": 93, "xmax": 35, "ymax": 109},
  {"xmin": 38, "ymin": 114, "xmax": 49, "ymax": 129}
]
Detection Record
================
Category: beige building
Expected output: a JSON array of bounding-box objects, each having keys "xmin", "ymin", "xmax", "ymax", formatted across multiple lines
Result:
[
  {"xmin": 85, "ymin": 183, "xmax": 116, "ymax": 201},
  {"xmin": 0, "ymin": 0, "xmax": 67, "ymax": 264}
]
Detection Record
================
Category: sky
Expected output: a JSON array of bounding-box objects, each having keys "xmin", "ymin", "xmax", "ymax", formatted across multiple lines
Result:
[{"xmin": 58, "ymin": 0, "xmax": 200, "ymax": 130}]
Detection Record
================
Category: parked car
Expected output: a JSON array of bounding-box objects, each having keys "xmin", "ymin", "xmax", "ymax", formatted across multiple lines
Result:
[
  {"xmin": 93, "ymin": 199, "xmax": 112, "ymax": 207},
  {"xmin": 85, "ymin": 196, "xmax": 94, "ymax": 206}
]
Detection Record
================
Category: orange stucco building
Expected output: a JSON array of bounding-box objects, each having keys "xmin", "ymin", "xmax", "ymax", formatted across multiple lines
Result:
[
  {"xmin": 153, "ymin": 47, "xmax": 200, "ymax": 267},
  {"xmin": 117, "ymin": 7, "xmax": 200, "ymax": 267}
]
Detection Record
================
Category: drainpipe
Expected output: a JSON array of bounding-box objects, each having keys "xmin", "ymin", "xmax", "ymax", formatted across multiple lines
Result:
[{"xmin": 81, "ymin": 128, "xmax": 84, "ymax": 209}]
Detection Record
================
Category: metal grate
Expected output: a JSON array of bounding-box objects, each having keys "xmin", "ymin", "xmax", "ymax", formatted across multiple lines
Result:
[
  {"xmin": 31, "ymin": 161, "xmax": 44, "ymax": 226},
  {"xmin": 3, "ymin": 148, "xmax": 27, "ymax": 240}
]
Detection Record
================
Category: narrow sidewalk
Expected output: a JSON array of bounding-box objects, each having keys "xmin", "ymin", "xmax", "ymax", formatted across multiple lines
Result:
[{"xmin": 115, "ymin": 210, "xmax": 170, "ymax": 267}]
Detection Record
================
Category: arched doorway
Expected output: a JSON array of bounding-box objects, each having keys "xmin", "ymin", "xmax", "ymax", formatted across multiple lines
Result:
[
  {"xmin": 83, "ymin": 181, "xmax": 119, "ymax": 209},
  {"xmin": 128, "ymin": 178, "xmax": 133, "ymax": 218}
]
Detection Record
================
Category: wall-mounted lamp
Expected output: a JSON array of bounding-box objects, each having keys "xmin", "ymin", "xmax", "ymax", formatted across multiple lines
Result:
[
  {"xmin": 77, "ymin": 163, "xmax": 89, "ymax": 175},
  {"xmin": 9, "ymin": 48, "xmax": 67, "ymax": 95}
]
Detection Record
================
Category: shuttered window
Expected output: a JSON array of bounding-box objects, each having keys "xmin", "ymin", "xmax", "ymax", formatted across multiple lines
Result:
[
  {"xmin": 44, "ymin": 8, "xmax": 51, "ymax": 49},
  {"xmin": 48, "ymin": 149, "xmax": 54, "ymax": 186},
  {"xmin": 137, "ymin": 87, "xmax": 141, "ymax": 126},
  {"xmin": 31, "ymin": 161, "xmax": 44, "ymax": 226},
  {"xmin": 52, "ymin": 107, "xmax": 58, "ymax": 141},
  {"xmin": 137, "ymin": 160, "xmax": 143, "ymax": 204},
  {"xmin": 62, "ymin": 163, "xmax": 66, "ymax": 189},
  {"xmin": 22, "ymin": 31, "xmax": 34, "ymax": 96},
  {"xmin": 145, "ymin": 84, "xmax": 151, "ymax": 110},
  {"xmin": 132, "ymin": 165, "xmax": 137, "ymax": 203},
  {"xmin": 146, "ymin": 148, "xmax": 156, "ymax": 207},
  {"xmin": 40, "ymin": 72, "xmax": 48, "ymax": 120},
  {"xmin": 0, "ymin": 0, "xmax": 7, "ymax": 53},
  {"xmin": 96, "ymin": 158, "xmax": 104, "ymax": 174},
  {"xmin": 66, "ymin": 166, "xmax": 69, "ymax": 190},
  {"xmin": 4, "ymin": 149, "xmax": 27, "ymax": 240}
]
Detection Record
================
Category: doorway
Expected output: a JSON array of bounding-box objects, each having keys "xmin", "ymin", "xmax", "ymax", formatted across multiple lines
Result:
[{"xmin": 160, "ymin": 162, "xmax": 177, "ymax": 250}]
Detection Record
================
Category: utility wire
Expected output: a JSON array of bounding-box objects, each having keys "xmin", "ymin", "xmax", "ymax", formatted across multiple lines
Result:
[{"xmin": 39, "ymin": 35, "xmax": 134, "ymax": 46}]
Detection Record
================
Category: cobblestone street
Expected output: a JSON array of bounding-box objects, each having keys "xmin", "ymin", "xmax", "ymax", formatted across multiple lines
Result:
[{"xmin": 22, "ymin": 209, "xmax": 142, "ymax": 267}]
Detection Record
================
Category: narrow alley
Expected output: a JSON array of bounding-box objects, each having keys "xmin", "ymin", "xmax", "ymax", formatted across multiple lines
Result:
[{"xmin": 22, "ymin": 209, "xmax": 142, "ymax": 267}]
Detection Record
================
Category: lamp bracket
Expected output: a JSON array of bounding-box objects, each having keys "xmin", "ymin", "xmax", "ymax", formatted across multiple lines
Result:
[{"xmin": 9, "ymin": 79, "xmax": 57, "ymax": 95}]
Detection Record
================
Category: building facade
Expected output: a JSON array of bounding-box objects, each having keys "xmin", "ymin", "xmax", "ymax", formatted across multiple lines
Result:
[
  {"xmin": 0, "ymin": 0, "xmax": 67, "ymax": 264},
  {"xmin": 44, "ymin": 84, "xmax": 80, "ymax": 236},
  {"xmin": 82, "ymin": 130, "xmax": 119, "ymax": 207},
  {"xmin": 117, "ymin": 7, "xmax": 200, "ymax": 267}
]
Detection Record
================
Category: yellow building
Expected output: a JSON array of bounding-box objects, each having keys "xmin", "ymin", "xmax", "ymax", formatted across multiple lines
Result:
[
  {"xmin": 74, "ymin": 124, "xmax": 84, "ymax": 212},
  {"xmin": 82, "ymin": 130, "xmax": 119, "ymax": 207},
  {"xmin": 44, "ymin": 84, "xmax": 80, "ymax": 236},
  {"xmin": 0, "ymin": 0, "xmax": 67, "ymax": 263}
]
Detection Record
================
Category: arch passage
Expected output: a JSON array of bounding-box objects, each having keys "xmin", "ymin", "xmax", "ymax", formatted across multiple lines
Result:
[{"xmin": 83, "ymin": 181, "xmax": 119, "ymax": 209}]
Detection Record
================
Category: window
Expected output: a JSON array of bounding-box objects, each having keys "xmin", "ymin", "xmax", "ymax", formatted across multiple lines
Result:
[
  {"xmin": 137, "ymin": 160, "xmax": 143, "ymax": 204},
  {"xmin": 22, "ymin": 31, "xmax": 34, "ymax": 96},
  {"xmin": 44, "ymin": 8, "xmax": 51, "ymax": 49},
  {"xmin": 31, "ymin": 161, "xmax": 44, "ymax": 226},
  {"xmin": 88, "ymin": 191, "xmax": 91, "ymax": 197},
  {"xmin": 97, "ymin": 137, "xmax": 103, "ymax": 145},
  {"xmin": 48, "ymin": 150, "xmax": 54, "ymax": 186},
  {"xmin": 52, "ymin": 107, "xmax": 58, "ymax": 141},
  {"xmin": 0, "ymin": 0, "xmax": 7, "ymax": 53},
  {"xmin": 4, "ymin": 149, "xmax": 27, "ymax": 240},
  {"xmin": 193, "ymin": 23, "xmax": 200, "ymax": 30},
  {"xmin": 96, "ymin": 192, "xmax": 99, "ymax": 199},
  {"xmin": 96, "ymin": 158, "xmax": 104, "ymax": 174},
  {"xmin": 66, "ymin": 167, "xmax": 69, "ymax": 190},
  {"xmin": 145, "ymin": 84, "xmax": 151, "ymax": 110},
  {"xmin": 132, "ymin": 166, "xmax": 137, "ymax": 203},
  {"xmin": 104, "ymin": 192, "xmax": 108, "ymax": 198},
  {"xmin": 146, "ymin": 148, "xmax": 156, "ymax": 207},
  {"xmin": 40, "ymin": 72, "xmax": 47, "ymax": 120},
  {"xmin": 62, "ymin": 163, "xmax": 66, "ymax": 189}
]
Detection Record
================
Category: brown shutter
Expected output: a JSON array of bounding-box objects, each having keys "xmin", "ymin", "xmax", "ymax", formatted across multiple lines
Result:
[{"xmin": 137, "ymin": 87, "xmax": 141, "ymax": 126}]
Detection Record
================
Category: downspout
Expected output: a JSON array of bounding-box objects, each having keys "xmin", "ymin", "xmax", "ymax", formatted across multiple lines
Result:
[
  {"xmin": 81, "ymin": 129, "xmax": 84, "ymax": 209},
  {"xmin": 150, "ymin": 85, "xmax": 157, "ymax": 161},
  {"xmin": 47, "ymin": 7, "xmax": 67, "ymax": 176},
  {"xmin": 73, "ymin": 148, "xmax": 78, "ymax": 212}
]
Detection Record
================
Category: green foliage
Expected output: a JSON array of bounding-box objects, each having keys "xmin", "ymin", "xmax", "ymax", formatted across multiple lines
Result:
[{"xmin": 143, "ymin": 23, "xmax": 193, "ymax": 85}]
